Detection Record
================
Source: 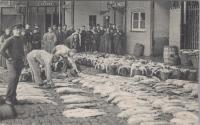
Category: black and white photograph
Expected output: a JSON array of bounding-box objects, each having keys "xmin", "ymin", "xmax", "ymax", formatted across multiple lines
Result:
[{"xmin": 0, "ymin": 0, "xmax": 199, "ymax": 125}]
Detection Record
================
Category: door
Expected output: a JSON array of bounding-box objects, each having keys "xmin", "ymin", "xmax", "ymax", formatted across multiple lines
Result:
[
  {"xmin": 45, "ymin": 14, "xmax": 52, "ymax": 31},
  {"xmin": 89, "ymin": 15, "xmax": 96, "ymax": 27}
]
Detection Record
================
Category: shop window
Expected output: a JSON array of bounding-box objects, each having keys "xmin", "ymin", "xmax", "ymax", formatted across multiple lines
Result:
[{"xmin": 131, "ymin": 12, "xmax": 145, "ymax": 31}]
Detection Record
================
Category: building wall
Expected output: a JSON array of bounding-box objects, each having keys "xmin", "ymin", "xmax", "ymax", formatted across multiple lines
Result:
[
  {"xmin": 153, "ymin": 0, "xmax": 170, "ymax": 56},
  {"xmin": 64, "ymin": 1, "xmax": 115, "ymax": 29},
  {"xmin": 126, "ymin": 1, "xmax": 152, "ymax": 56},
  {"xmin": 169, "ymin": 7, "xmax": 181, "ymax": 49}
]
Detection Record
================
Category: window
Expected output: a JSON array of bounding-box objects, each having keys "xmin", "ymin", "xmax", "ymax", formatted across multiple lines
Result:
[{"xmin": 131, "ymin": 12, "xmax": 145, "ymax": 31}]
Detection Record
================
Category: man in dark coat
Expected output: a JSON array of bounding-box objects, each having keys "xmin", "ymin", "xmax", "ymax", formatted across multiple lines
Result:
[
  {"xmin": 0, "ymin": 28, "xmax": 12, "ymax": 68},
  {"xmin": 62, "ymin": 25, "xmax": 69, "ymax": 39},
  {"xmin": 80, "ymin": 26, "xmax": 87, "ymax": 52},
  {"xmin": 24, "ymin": 24, "xmax": 32, "ymax": 53},
  {"xmin": 55, "ymin": 25, "xmax": 65, "ymax": 45},
  {"xmin": 0, "ymin": 25, "xmax": 25, "ymax": 105},
  {"xmin": 31, "ymin": 27, "xmax": 41, "ymax": 50}
]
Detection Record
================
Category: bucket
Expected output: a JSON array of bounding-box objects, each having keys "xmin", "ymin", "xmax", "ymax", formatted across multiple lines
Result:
[
  {"xmin": 133, "ymin": 43, "xmax": 144, "ymax": 57},
  {"xmin": 163, "ymin": 46, "xmax": 178, "ymax": 64}
]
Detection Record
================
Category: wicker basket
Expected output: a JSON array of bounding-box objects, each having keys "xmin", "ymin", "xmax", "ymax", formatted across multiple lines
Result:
[
  {"xmin": 187, "ymin": 70, "xmax": 197, "ymax": 81},
  {"xmin": 160, "ymin": 71, "xmax": 171, "ymax": 81},
  {"xmin": 179, "ymin": 51, "xmax": 192, "ymax": 66},
  {"xmin": 190, "ymin": 53, "xmax": 199, "ymax": 68}
]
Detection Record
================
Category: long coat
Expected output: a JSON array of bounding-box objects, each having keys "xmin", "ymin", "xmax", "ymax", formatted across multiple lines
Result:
[
  {"xmin": 31, "ymin": 32, "xmax": 41, "ymax": 50},
  {"xmin": 104, "ymin": 32, "xmax": 112, "ymax": 53},
  {"xmin": 42, "ymin": 32, "xmax": 57, "ymax": 53},
  {"xmin": 113, "ymin": 31, "xmax": 124, "ymax": 55},
  {"xmin": 99, "ymin": 30, "xmax": 105, "ymax": 52},
  {"xmin": 0, "ymin": 34, "xmax": 11, "ymax": 68}
]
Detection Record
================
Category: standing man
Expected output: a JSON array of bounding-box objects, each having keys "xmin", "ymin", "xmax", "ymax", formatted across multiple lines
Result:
[
  {"xmin": 62, "ymin": 25, "xmax": 68, "ymax": 39},
  {"xmin": 0, "ymin": 25, "xmax": 25, "ymax": 105},
  {"xmin": 55, "ymin": 25, "xmax": 65, "ymax": 45},
  {"xmin": 0, "ymin": 28, "xmax": 12, "ymax": 68},
  {"xmin": 42, "ymin": 27, "xmax": 57, "ymax": 53},
  {"xmin": 24, "ymin": 24, "xmax": 32, "ymax": 53},
  {"xmin": 31, "ymin": 26, "xmax": 41, "ymax": 50},
  {"xmin": 80, "ymin": 26, "xmax": 87, "ymax": 52}
]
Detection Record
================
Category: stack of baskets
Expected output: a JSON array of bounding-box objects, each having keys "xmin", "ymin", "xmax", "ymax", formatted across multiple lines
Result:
[
  {"xmin": 179, "ymin": 49, "xmax": 199, "ymax": 68},
  {"xmin": 163, "ymin": 46, "xmax": 180, "ymax": 65}
]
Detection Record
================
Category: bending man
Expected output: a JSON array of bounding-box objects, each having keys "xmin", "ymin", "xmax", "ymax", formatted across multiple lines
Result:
[
  {"xmin": 27, "ymin": 50, "xmax": 54, "ymax": 88},
  {"xmin": 52, "ymin": 45, "xmax": 79, "ymax": 74}
]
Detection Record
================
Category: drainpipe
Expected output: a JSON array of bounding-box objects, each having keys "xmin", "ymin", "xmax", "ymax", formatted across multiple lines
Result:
[
  {"xmin": 71, "ymin": 0, "xmax": 75, "ymax": 29},
  {"xmin": 124, "ymin": 0, "xmax": 127, "ymax": 53},
  {"xmin": 150, "ymin": 0, "xmax": 155, "ymax": 57},
  {"xmin": 59, "ymin": 0, "xmax": 61, "ymax": 25}
]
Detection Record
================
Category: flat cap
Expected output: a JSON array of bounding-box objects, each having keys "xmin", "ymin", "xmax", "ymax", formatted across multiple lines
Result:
[{"xmin": 12, "ymin": 24, "xmax": 23, "ymax": 30}]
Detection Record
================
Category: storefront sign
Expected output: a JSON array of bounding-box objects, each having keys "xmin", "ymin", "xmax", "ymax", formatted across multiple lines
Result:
[{"xmin": 29, "ymin": 1, "xmax": 58, "ymax": 6}]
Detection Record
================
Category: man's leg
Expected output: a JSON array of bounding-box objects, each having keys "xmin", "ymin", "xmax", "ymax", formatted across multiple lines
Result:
[
  {"xmin": 12, "ymin": 60, "xmax": 23, "ymax": 102},
  {"xmin": 27, "ymin": 55, "xmax": 43, "ymax": 85},
  {"xmin": 5, "ymin": 60, "xmax": 19, "ymax": 104}
]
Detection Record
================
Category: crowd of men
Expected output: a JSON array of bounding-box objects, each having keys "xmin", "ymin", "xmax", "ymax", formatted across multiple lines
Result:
[{"xmin": 0, "ymin": 23, "xmax": 125, "ymax": 105}]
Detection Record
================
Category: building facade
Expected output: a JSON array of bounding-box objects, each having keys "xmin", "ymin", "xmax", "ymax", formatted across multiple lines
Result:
[{"xmin": 0, "ymin": 0, "xmax": 198, "ymax": 56}]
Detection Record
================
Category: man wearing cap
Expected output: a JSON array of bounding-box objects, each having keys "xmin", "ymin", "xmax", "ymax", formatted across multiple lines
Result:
[
  {"xmin": 55, "ymin": 25, "xmax": 65, "ymax": 45},
  {"xmin": 0, "ymin": 25, "xmax": 25, "ymax": 105},
  {"xmin": 31, "ymin": 26, "xmax": 41, "ymax": 50},
  {"xmin": 42, "ymin": 27, "xmax": 57, "ymax": 53}
]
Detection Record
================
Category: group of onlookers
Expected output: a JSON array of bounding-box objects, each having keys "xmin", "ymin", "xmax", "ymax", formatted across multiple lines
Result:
[
  {"xmin": 0, "ymin": 23, "xmax": 125, "ymax": 68},
  {"xmin": 66, "ymin": 24, "xmax": 125, "ymax": 55}
]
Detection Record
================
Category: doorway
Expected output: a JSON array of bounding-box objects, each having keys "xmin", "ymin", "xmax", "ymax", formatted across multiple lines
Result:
[{"xmin": 89, "ymin": 15, "xmax": 96, "ymax": 27}]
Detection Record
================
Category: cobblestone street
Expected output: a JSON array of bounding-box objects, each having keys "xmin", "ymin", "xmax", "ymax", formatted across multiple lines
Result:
[
  {"xmin": 0, "ymin": 66, "xmax": 127, "ymax": 125},
  {"xmin": 0, "ymin": 66, "xmax": 199, "ymax": 125}
]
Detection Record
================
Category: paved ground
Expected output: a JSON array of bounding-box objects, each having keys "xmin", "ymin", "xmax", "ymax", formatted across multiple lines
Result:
[
  {"xmin": 0, "ymin": 66, "xmax": 127, "ymax": 125},
  {"xmin": 0, "ymin": 65, "xmax": 198, "ymax": 125}
]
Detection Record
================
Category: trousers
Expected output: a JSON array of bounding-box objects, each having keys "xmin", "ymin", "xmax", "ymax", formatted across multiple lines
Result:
[
  {"xmin": 27, "ymin": 55, "xmax": 43, "ymax": 85},
  {"xmin": 6, "ymin": 59, "xmax": 23, "ymax": 101}
]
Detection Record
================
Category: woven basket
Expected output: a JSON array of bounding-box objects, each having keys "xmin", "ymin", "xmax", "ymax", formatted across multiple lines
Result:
[
  {"xmin": 179, "ymin": 52, "xmax": 192, "ymax": 66},
  {"xmin": 190, "ymin": 53, "xmax": 199, "ymax": 68},
  {"xmin": 160, "ymin": 71, "xmax": 171, "ymax": 81},
  {"xmin": 180, "ymin": 69, "xmax": 190, "ymax": 80},
  {"xmin": 106, "ymin": 65, "xmax": 118, "ymax": 75},
  {"xmin": 170, "ymin": 69, "xmax": 181, "ymax": 79},
  {"xmin": 118, "ymin": 67, "xmax": 131, "ymax": 77},
  {"xmin": 187, "ymin": 70, "xmax": 197, "ymax": 81}
]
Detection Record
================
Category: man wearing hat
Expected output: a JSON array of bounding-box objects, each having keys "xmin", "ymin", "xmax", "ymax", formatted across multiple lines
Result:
[
  {"xmin": 0, "ymin": 25, "xmax": 25, "ymax": 105},
  {"xmin": 31, "ymin": 26, "xmax": 41, "ymax": 50},
  {"xmin": 42, "ymin": 27, "xmax": 57, "ymax": 53}
]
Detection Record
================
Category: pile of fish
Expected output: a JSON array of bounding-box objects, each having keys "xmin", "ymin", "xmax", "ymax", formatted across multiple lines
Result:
[
  {"xmin": 52, "ymin": 79, "xmax": 107, "ymax": 118},
  {"xmin": 74, "ymin": 52, "xmax": 198, "ymax": 81},
  {"xmin": 77, "ymin": 73, "xmax": 198, "ymax": 125}
]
